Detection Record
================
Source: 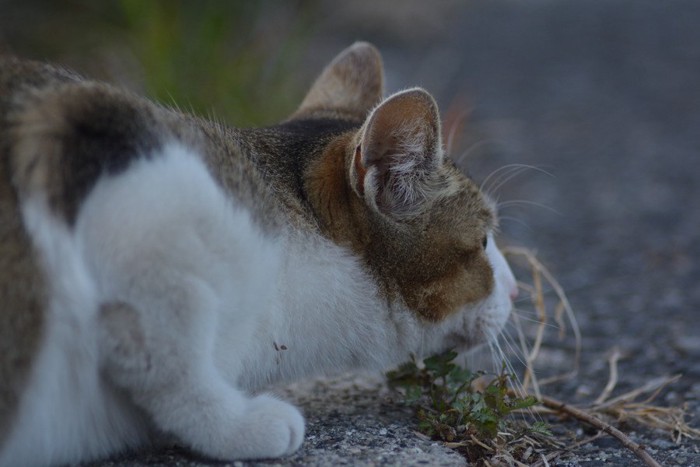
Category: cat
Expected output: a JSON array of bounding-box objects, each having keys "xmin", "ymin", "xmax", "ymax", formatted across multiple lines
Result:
[{"xmin": 0, "ymin": 42, "xmax": 517, "ymax": 466}]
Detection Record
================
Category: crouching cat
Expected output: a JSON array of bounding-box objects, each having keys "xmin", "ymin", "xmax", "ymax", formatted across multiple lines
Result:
[{"xmin": 0, "ymin": 42, "xmax": 517, "ymax": 465}]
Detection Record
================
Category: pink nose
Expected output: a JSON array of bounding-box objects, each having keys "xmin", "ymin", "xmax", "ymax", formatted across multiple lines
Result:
[{"xmin": 509, "ymin": 285, "xmax": 519, "ymax": 301}]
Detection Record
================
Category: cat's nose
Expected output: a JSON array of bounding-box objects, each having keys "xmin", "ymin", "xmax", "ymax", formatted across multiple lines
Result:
[{"xmin": 509, "ymin": 285, "xmax": 519, "ymax": 301}]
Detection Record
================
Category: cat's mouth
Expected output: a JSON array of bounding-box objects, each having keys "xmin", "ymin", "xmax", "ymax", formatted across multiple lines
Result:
[
  {"xmin": 444, "ymin": 298, "xmax": 513, "ymax": 351},
  {"xmin": 443, "ymin": 331, "xmax": 479, "ymax": 350}
]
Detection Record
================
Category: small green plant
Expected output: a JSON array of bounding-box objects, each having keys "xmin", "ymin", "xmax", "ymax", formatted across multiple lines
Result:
[{"xmin": 387, "ymin": 350, "xmax": 552, "ymax": 464}]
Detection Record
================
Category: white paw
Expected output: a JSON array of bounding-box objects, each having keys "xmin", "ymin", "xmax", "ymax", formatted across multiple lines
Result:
[{"xmin": 243, "ymin": 394, "xmax": 305, "ymax": 457}]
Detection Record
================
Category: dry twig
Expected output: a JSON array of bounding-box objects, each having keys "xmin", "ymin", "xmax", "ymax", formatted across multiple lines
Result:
[{"xmin": 537, "ymin": 393, "xmax": 662, "ymax": 467}]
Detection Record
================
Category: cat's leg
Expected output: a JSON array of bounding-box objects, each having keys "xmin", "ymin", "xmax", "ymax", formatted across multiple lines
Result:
[
  {"xmin": 99, "ymin": 300, "xmax": 304, "ymax": 460},
  {"xmin": 84, "ymin": 145, "xmax": 304, "ymax": 460}
]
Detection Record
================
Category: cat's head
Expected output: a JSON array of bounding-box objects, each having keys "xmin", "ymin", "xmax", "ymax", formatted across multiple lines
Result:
[{"xmin": 296, "ymin": 43, "xmax": 517, "ymax": 352}]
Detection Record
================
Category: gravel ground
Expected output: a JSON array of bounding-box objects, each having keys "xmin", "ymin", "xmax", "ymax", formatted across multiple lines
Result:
[{"xmin": 77, "ymin": 0, "xmax": 700, "ymax": 465}]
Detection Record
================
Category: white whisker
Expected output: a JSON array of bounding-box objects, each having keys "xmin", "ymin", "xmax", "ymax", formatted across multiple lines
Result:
[
  {"xmin": 496, "ymin": 199, "xmax": 561, "ymax": 216},
  {"xmin": 483, "ymin": 164, "xmax": 552, "ymax": 194},
  {"xmin": 496, "ymin": 215, "xmax": 532, "ymax": 231},
  {"xmin": 511, "ymin": 311, "xmax": 561, "ymax": 330},
  {"xmin": 454, "ymin": 139, "xmax": 492, "ymax": 165},
  {"xmin": 488, "ymin": 166, "xmax": 532, "ymax": 198},
  {"xmin": 480, "ymin": 164, "xmax": 525, "ymax": 195}
]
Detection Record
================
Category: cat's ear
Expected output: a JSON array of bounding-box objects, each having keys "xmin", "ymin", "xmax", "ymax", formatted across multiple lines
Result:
[
  {"xmin": 351, "ymin": 88, "xmax": 452, "ymax": 219},
  {"xmin": 293, "ymin": 42, "xmax": 384, "ymax": 119}
]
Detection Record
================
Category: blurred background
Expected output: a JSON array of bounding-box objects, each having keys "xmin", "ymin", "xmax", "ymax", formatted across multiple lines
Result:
[{"xmin": 2, "ymin": 1, "xmax": 699, "ymax": 462}]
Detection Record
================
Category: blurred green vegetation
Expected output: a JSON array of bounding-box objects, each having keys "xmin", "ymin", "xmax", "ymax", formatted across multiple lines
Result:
[
  {"xmin": 0, "ymin": 0, "xmax": 320, "ymax": 125},
  {"xmin": 117, "ymin": 0, "xmax": 316, "ymax": 125}
]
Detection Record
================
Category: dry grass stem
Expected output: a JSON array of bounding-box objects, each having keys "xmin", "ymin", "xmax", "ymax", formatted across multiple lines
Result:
[
  {"xmin": 593, "ymin": 347, "xmax": 621, "ymax": 405},
  {"xmin": 501, "ymin": 246, "xmax": 698, "ymax": 465},
  {"xmin": 592, "ymin": 373, "xmax": 700, "ymax": 443},
  {"xmin": 503, "ymin": 246, "xmax": 582, "ymax": 390}
]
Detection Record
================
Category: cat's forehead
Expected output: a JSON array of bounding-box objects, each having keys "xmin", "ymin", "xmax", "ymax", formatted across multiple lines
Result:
[{"xmin": 431, "ymin": 166, "xmax": 495, "ymax": 230}]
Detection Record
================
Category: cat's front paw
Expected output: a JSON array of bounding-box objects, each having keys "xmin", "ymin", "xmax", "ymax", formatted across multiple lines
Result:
[{"xmin": 242, "ymin": 394, "xmax": 305, "ymax": 457}]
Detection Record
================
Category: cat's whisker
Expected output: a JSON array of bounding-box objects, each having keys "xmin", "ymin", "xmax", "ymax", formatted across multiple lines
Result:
[
  {"xmin": 496, "ymin": 327, "xmax": 529, "ymax": 372},
  {"xmin": 511, "ymin": 310, "xmax": 561, "ymax": 330},
  {"xmin": 481, "ymin": 163, "xmax": 541, "ymax": 196},
  {"xmin": 492, "ymin": 330, "xmax": 544, "ymax": 421},
  {"xmin": 486, "ymin": 335, "xmax": 503, "ymax": 374},
  {"xmin": 496, "ymin": 199, "xmax": 560, "ymax": 216},
  {"xmin": 487, "ymin": 166, "xmax": 532, "ymax": 198},
  {"xmin": 480, "ymin": 164, "xmax": 526, "ymax": 196},
  {"xmin": 454, "ymin": 139, "xmax": 492, "ymax": 166},
  {"xmin": 512, "ymin": 292, "xmax": 540, "ymax": 306},
  {"xmin": 482, "ymin": 164, "xmax": 554, "ymax": 201},
  {"xmin": 496, "ymin": 215, "xmax": 532, "ymax": 231},
  {"xmin": 488, "ymin": 332, "xmax": 533, "ymax": 414}
]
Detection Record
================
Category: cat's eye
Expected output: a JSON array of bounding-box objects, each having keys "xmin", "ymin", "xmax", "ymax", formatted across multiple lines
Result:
[{"xmin": 481, "ymin": 236, "xmax": 488, "ymax": 249}]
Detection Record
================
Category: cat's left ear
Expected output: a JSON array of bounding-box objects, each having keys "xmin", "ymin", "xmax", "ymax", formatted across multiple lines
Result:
[
  {"xmin": 351, "ymin": 88, "xmax": 452, "ymax": 219},
  {"xmin": 293, "ymin": 42, "xmax": 384, "ymax": 119}
]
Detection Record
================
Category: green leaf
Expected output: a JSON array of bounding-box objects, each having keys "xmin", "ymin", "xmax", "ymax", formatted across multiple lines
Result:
[
  {"xmin": 424, "ymin": 350, "xmax": 458, "ymax": 378},
  {"xmin": 529, "ymin": 421, "xmax": 553, "ymax": 437},
  {"xmin": 509, "ymin": 395, "xmax": 538, "ymax": 411},
  {"xmin": 405, "ymin": 386, "xmax": 423, "ymax": 403},
  {"xmin": 387, "ymin": 351, "xmax": 553, "ymax": 458}
]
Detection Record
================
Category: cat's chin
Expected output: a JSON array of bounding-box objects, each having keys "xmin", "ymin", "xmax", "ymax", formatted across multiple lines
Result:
[
  {"xmin": 442, "ymin": 319, "xmax": 507, "ymax": 352},
  {"xmin": 420, "ymin": 299, "xmax": 512, "ymax": 358}
]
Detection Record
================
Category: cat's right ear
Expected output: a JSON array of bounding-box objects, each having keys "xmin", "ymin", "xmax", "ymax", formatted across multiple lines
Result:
[
  {"xmin": 350, "ymin": 88, "xmax": 455, "ymax": 220},
  {"xmin": 293, "ymin": 42, "xmax": 384, "ymax": 120}
]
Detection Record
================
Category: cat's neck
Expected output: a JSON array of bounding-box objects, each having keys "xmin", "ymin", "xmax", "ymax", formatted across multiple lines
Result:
[{"xmin": 224, "ymin": 229, "xmax": 426, "ymax": 392}]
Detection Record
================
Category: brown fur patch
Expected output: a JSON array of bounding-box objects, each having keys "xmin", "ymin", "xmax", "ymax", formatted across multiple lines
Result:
[
  {"xmin": 307, "ymin": 129, "xmax": 495, "ymax": 322},
  {"xmin": 305, "ymin": 87, "xmax": 496, "ymax": 322},
  {"xmin": 9, "ymin": 83, "xmax": 165, "ymax": 224},
  {"xmin": 306, "ymin": 133, "xmax": 371, "ymax": 248},
  {"xmin": 0, "ymin": 56, "xmax": 58, "ymax": 445},
  {"xmin": 378, "ymin": 186, "xmax": 495, "ymax": 322},
  {"xmin": 0, "ymin": 140, "xmax": 46, "ymax": 445}
]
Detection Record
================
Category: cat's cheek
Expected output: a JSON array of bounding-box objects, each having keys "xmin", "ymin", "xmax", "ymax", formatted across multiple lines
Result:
[
  {"xmin": 402, "ymin": 257, "xmax": 496, "ymax": 323},
  {"xmin": 478, "ymin": 292, "xmax": 513, "ymax": 341},
  {"xmin": 485, "ymin": 238, "xmax": 517, "ymax": 301},
  {"xmin": 443, "ymin": 257, "xmax": 516, "ymax": 348},
  {"xmin": 472, "ymin": 238, "xmax": 517, "ymax": 342}
]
